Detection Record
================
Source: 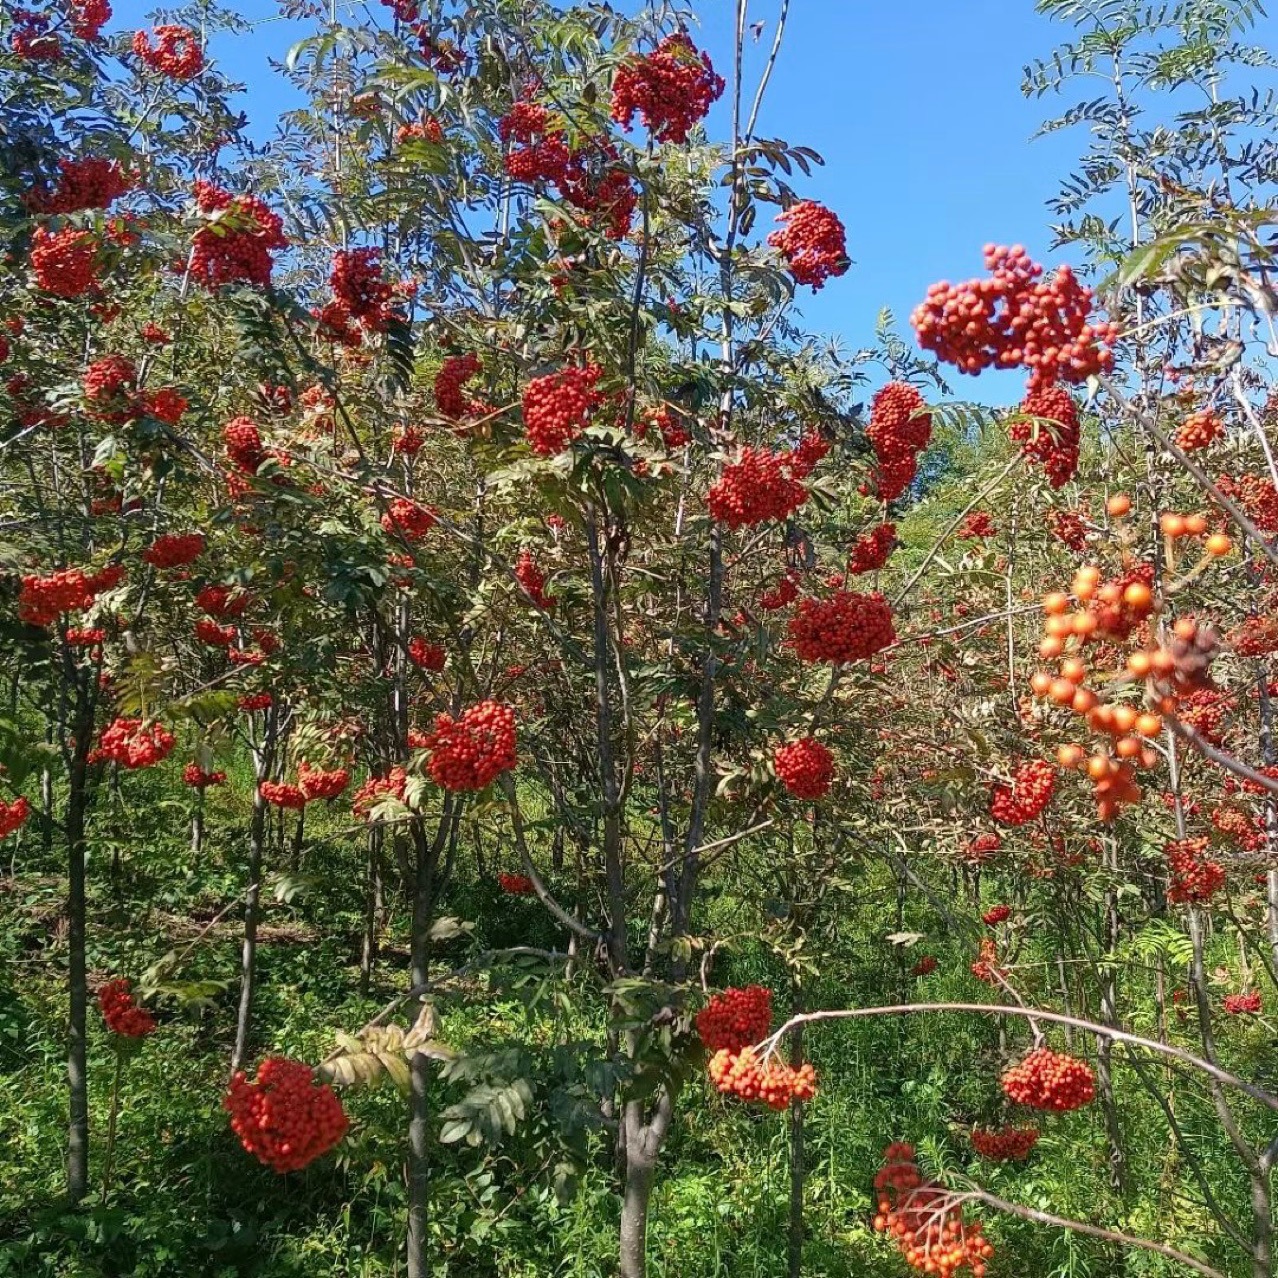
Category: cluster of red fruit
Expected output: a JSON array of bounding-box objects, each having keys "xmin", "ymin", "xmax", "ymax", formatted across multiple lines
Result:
[
  {"xmin": 910, "ymin": 244, "xmax": 1117, "ymax": 391},
  {"xmin": 380, "ymin": 499, "xmax": 436, "ymax": 542},
  {"xmin": 224, "ymin": 1056, "xmax": 348, "ymax": 1173},
  {"xmin": 989, "ymin": 759, "xmax": 1055, "ymax": 826},
  {"xmin": 911, "ymin": 955, "xmax": 938, "ymax": 977},
  {"xmin": 223, "ymin": 416, "xmax": 266, "ymax": 474},
  {"xmin": 142, "ymin": 532, "xmax": 205, "ymax": 569},
  {"xmin": 787, "ymin": 590, "xmax": 896, "ymax": 665},
  {"xmin": 1224, "ymin": 990, "xmax": 1262, "ymax": 1015},
  {"xmin": 18, "ymin": 563, "xmax": 124, "ymax": 626},
  {"xmin": 182, "ymin": 764, "xmax": 227, "ymax": 789},
  {"xmin": 969, "ymin": 938, "xmax": 1004, "ymax": 985},
  {"xmin": 964, "ymin": 832, "xmax": 1002, "ymax": 864},
  {"xmin": 958, "ymin": 511, "xmax": 997, "ymax": 539},
  {"xmin": 610, "ymin": 33, "xmax": 724, "ymax": 144},
  {"xmin": 707, "ymin": 445, "xmax": 812, "ymax": 527},
  {"xmin": 1048, "ymin": 508, "xmax": 1089, "ymax": 551},
  {"xmin": 707, "ymin": 1047, "xmax": 817, "ymax": 1110},
  {"xmin": 260, "ymin": 782, "xmax": 306, "ymax": 810},
  {"xmin": 873, "ymin": 1143, "xmax": 994, "ymax": 1278},
  {"xmin": 522, "ymin": 364, "xmax": 605, "ymax": 455},
  {"xmin": 297, "ymin": 762, "xmax": 350, "ymax": 801},
  {"xmin": 327, "ymin": 247, "xmax": 399, "ymax": 334},
  {"xmin": 696, "ymin": 985, "xmax": 773, "ymax": 1053},
  {"xmin": 407, "ymin": 637, "xmax": 446, "ymax": 671},
  {"xmin": 98, "ymin": 978, "xmax": 157, "ymax": 1038},
  {"xmin": 434, "ymin": 352, "xmax": 483, "ymax": 419},
  {"xmin": 197, "ymin": 584, "xmax": 251, "ymax": 618},
  {"xmin": 1175, "ymin": 408, "xmax": 1224, "ymax": 451},
  {"xmin": 195, "ymin": 618, "xmax": 237, "ymax": 647},
  {"xmin": 351, "ymin": 767, "xmax": 408, "ymax": 819},
  {"xmin": 969, "ymin": 1124, "xmax": 1039, "ymax": 1160},
  {"xmin": 423, "ymin": 700, "xmax": 517, "ymax": 792},
  {"xmin": 849, "ymin": 522, "xmax": 896, "ymax": 575},
  {"xmin": 514, "ymin": 549, "xmax": 555, "ymax": 609},
  {"xmin": 0, "ymin": 797, "xmax": 32, "ymax": 839},
  {"xmin": 1165, "ymin": 837, "xmax": 1225, "ymax": 904},
  {"xmin": 635, "ymin": 405, "xmax": 691, "ymax": 450},
  {"xmin": 30, "ymin": 225, "xmax": 98, "ymax": 297},
  {"xmin": 25, "ymin": 156, "xmax": 132, "ymax": 215},
  {"xmin": 238, "ymin": 692, "xmax": 273, "ymax": 712},
  {"xmin": 1010, "ymin": 384, "xmax": 1079, "ymax": 487},
  {"xmin": 760, "ymin": 574, "xmax": 800, "ymax": 611},
  {"xmin": 767, "ymin": 201, "xmax": 849, "ymax": 291},
  {"xmin": 865, "ymin": 383, "xmax": 933, "ymax": 502},
  {"xmin": 92, "ymin": 718, "xmax": 175, "ymax": 769},
  {"xmin": 191, "ymin": 180, "xmax": 288, "ymax": 289},
  {"xmin": 132, "ymin": 24, "xmax": 204, "ymax": 79},
  {"xmin": 982, "ymin": 904, "xmax": 1011, "ymax": 926},
  {"xmin": 497, "ymin": 872, "xmax": 535, "ymax": 895},
  {"xmin": 1000, "ymin": 1047, "xmax": 1095, "ymax": 1111},
  {"xmin": 1218, "ymin": 472, "xmax": 1278, "ymax": 532},
  {"xmin": 396, "ymin": 117, "xmax": 445, "ymax": 145},
  {"xmin": 774, "ymin": 737, "xmax": 835, "ymax": 799}
]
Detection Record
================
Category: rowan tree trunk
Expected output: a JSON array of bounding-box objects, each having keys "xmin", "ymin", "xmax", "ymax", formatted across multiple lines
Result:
[
  {"xmin": 65, "ymin": 722, "xmax": 91, "ymax": 1204},
  {"xmin": 788, "ymin": 1019, "xmax": 806, "ymax": 1278}
]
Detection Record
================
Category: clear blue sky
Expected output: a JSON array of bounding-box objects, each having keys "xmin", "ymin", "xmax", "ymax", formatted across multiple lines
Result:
[{"xmin": 115, "ymin": 1, "xmax": 1278, "ymax": 377}]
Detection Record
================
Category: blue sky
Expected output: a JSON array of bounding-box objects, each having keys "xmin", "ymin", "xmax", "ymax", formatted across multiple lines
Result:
[{"xmin": 115, "ymin": 0, "xmax": 1278, "ymax": 378}]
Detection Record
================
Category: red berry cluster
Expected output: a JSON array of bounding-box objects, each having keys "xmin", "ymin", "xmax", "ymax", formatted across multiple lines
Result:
[
  {"xmin": 958, "ymin": 511, "xmax": 997, "ymax": 539},
  {"xmin": 70, "ymin": 0, "xmax": 110, "ymax": 41},
  {"xmin": 969, "ymin": 938, "xmax": 1005, "ymax": 985},
  {"xmin": 910, "ymin": 245, "xmax": 1117, "ymax": 390},
  {"xmin": 30, "ymin": 226, "xmax": 98, "ymax": 297},
  {"xmin": 18, "ymin": 564, "xmax": 123, "ymax": 626},
  {"xmin": 195, "ymin": 617, "xmax": 237, "ymax": 647},
  {"xmin": 435, "ymin": 352, "xmax": 483, "ymax": 419},
  {"xmin": 1175, "ymin": 408, "xmax": 1223, "ymax": 451},
  {"xmin": 407, "ymin": 637, "xmax": 446, "ymax": 671},
  {"xmin": 66, "ymin": 627, "xmax": 105, "ymax": 648},
  {"xmin": 328, "ymin": 247, "xmax": 398, "ymax": 333},
  {"xmin": 223, "ymin": 416, "xmax": 265, "ymax": 473},
  {"xmin": 1212, "ymin": 804, "xmax": 1264, "ymax": 852},
  {"xmin": 964, "ymin": 833, "xmax": 1002, "ymax": 863},
  {"xmin": 393, "ymin": 424, "xmax": 425, "ymax": 456},
  {"xmin": 1165, "ymin": 837, "xmax": 1225, "ymax": 904},
  {"xmin": 1047, "ymin": 508, "xmax": 1089, "ymax": 551},
  {"xmin": 767, "ymin": 201, "xmax": 849, "ymax": 291},
  {"xmin": 191, "ymin": 181, "xmax": 288, "ymax": 289},
  {"xmin": 760, "ymin": 575, "xmax": 800, "ymax": 611},
  {"xmin": 1000, "ymin": 1047, "xmax": 1095, "ymax": 1111},
  {"xmin": 873, "ymin": 1143, "xmax": 994, "ymax": 1278},
  {"xmin": 298, "ymin": 761, "xmax": 350, "ymax": 802},
  {"xmin": 260, "ymin": 781, "xmax": 306, "ymax": 810},
  {"xmin": 94, "ymin": 718, "xmax": 175, "ymax": 769},
  {"xmin": 982, "ymin": 904, "xmax": 1011, "ymax": 926},
  {"xmin": 514, "ymin": 549, "xmax": 555, "ymax": 609},
  {"xmin": 911, "ymin": 955, "xmax": 938, "ymax": 977},
  {"xmin": 522, "ymin": 364, "xmax": 604, "ymax": 455},
  {"xmin": 424, "ymin": 700, "xmax": 517, "ymax": 792},
  {"xmin": 638, "ymin": 406, "xmax": 691, "ymax": 450},
  {"xmin": 197, "ymin": 584, "xmax": 251, "ymax": 618},
  {"xmin": 1217, "ymin": 473, "xmax": 1278, "ymax": 533},
  {"xmin": 26, "ymin": 157, "xmax": 132, "ymax": 215},
  {"xmin": 1174, "ymin": 687, "xmax": 1232, "ymax": 744},
  {"xmin": 98, "ymin": 978, "xmax": 157, "ymax": 1038},
  {"xmin": 142, "ymin": 532, "xmax": 205, "ymax": 569},
  {"xmin": 990, "ymin": 760, "xmax": 1056, "ymax": 826},
  {"xmin": 238, "ymin": 693, "xmax": 273, "ymax": 712},
  {"xmin": 0, "ymin": 797, "xmax": 31, "ymax": 839},
  {"xmin": 224, "ymin": 1056, "xmax": 348, "ymax": 1173},
  {"xmin": 609, "ymin": 33, "xmax": 724, "ymax": 144},
  {"xmin": 352, "ymin": 767, "xmax": 408, "ymax": 819},
  {"xmin": 1224, "ymin": 990, "xmax": 1262, "ymax": 1015},
  {"xmin": 707, "ymin": 1047, "xmax": 817, "ymax": 1110},
  {"xmin": 183, "ymin": 763, "xmax": 227, "ymax": 788},
  {"xmin": 132, "ymin": 25, "xmax": 204, "ymax": 79},
  {"xmin": 848, "ymin": 523, "xmax": 897, "ymax": 575},
  {"xmin": 774, "ymin": 737, "xmax": 835, "ymax": 799},
  {"xmin": 397, "ymin": 117, "xmax": 445, "ymax": 145},
  {"xmin": 498, "ymin": 871, "xmax": 535, "ymax": 895},
  {"xmin": 865, "ymin": 383, "xmax": 933, "ymax": 502},
  {"xmin": 696, "ymin": 985, "xmax": 773, "ymax": 1053},
  {"xmin": 1010, "ymin": 385, "xmax": 1080, "ymax": 487},
  {"xmin": 969, "ymin": 1125, "xmax": 1039, "ymax": 1161},
  {"xmin": 10, "ymin": 10, "xmax": 62, "ymax": 59},
  {"xmin": 145, "ymin": 386, "xmax": 188, "ymax": 424},
  {"xmin": 380, "ymin": 499, "xmax": 436, "ymax": 542},
  {"xmin": 787, "ymin": 591, "xmax": 896, "ymax": 665},
  {"xmin": 141, "ymin": 323, "xmax": 170, "ymax": 345},
  {"xmin": 707, "ymin": 446, "xmax": 810, "ymax": 528},
  {"xmin": 1228, "ymin": 615, "xmax": 1278, "ymax": 658}
]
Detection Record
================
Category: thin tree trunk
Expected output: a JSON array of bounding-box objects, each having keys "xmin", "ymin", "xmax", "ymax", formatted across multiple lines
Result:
[
  {"xmin": 360, "ymin": 826, "xmax": 381, "ymax": 997},
  {"xmin": 618, "ymin": 1094, "xmax": 673, "ymax": 1278},
  {"xmin": 65, "ymin": 731, "xmax": 91, "ymax": 1204},
  {"xmin": 788, "ymin": 1019, "xmax": 806, "ymax": 1278}
]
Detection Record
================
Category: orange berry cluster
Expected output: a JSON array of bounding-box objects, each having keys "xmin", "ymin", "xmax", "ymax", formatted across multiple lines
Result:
[
  {"xmin": 969, "ymin": 938, "xmax": 1004, "ymax": 985},
  {"xmin": 260, "ymin": 781, "xmax": 306, "ymax": 810},
  {"xmin": 298, "ymin": 762, "xmax": 350, "ymax": 802},
  {"xmin": 191, "ymin": 181, "xmax": 287, "ymax": 289},
  {"xmin": 767, "ymin": 201, "xmax": 849, "ymax": 291},
  {"xmin": 873, "ymin": 1143, "xmax": 993, "ymax": 1278},
  {"xmin": 1158, "ymin": 510, "xmax": 1232, "ymax": 557},
  {"xmin": 30, "ymin": 225, "xmax": 98, "ymax": 297},
  {"xmin": 514, "ymin": 548, "xmax": 555, "ymax": 609},
  {"xmin": 964, "ymin": 832, "xmax": 1002, "ymax": 864},
  {"xmin": 774, "ymin": 737, "xmax": 835, "ymax": 799},
  {"xmin": 849, "ymin": 522, "xmax": 897, "ymax": 575},
  {"xmin": 958, "ymin": 511, "xmax": 997, "ymax": 539},
  {"xmin": 1048, "ymin": 508, "xmax": 1089, "ymax": 551},
  {"xmin": 182, "ymin": 763, "xmax": 226, "ymax": 788},
  {"xmin": 351, "ymin": 767, "xmax": 407, "ymax": 819},
  {"xmin": 98, "ymin": 977, "xmax": 157, "ymax": 1038},
  {"xmin": 1000, "ymin": 1047, "xmax": 1095, "ymax": 1111},
  {"xmin": 1218, "ymin": 472, "xmax": 1278, "ymax": 532},
  {"xmin": 93, "ymin": 718, "xmax": 175, "ymax": 769},
  {"xmin": 982, "ymin": 904, "xmax": 1011, "ymax": 926},
  {"xmin": 989, "ymin": 759, "xmax": 1056, "ymax": 826},
  {"xmin": 696, "ymin": 985, "xmax": 773, "ymax": 1053},
  {"xmin": 396, "ymin": 117, "xmax": 445, "ymax": 146},
  {"xmin": 706, "ymin": 445, "xmax": 811, "ymax": 527},
  {"xmin": 1165, "ymin": 837, "xmax": 1225, "ymax": 903},
  {"xmin": 1175, "ymin": 408, "xmax": 1223, "ymax": 451},
  {"xmin": 0, "ymin": 797, "xmax": 31, "ymax": 838},
  {"xmin": 380, "ymin": 498, "xmax": 436, "ymax": 542},
  {"xmin": 707, "ymin": 1047, "xmax": 817, "ymax": 1110},
  {"xmin": 865, "ymin": 383, "xmax": 933, "ymax": 501},
  {"xmin": 408, "ymin": 637, "xmax": 446, "ymax": 671},
  {"xmin": 1010, "ymin": 384, "xmax": 1079, "ymax": 487},
  {"xmin": 18, "ymin": 563, "xmax": 124, "ymax": 626},
  {"xmin": 223, "ymin": 416, "xmax": 265, "ymax": 473},
  {"xmin": 760, "ymin": 574, "xmax": 800, "ymax": 611},
  {"xmin": 434, "ymin": 352, "xmax": 483, "ymax": 419},
  {"xmin": 969, "ymin": 1124, "xmax": 1039, "ymax": 1160},
  {"xmin": 225, "ymin": 1056, "xmax": 348, "ymax": 1174},
  {"xmin": 25, "ymin": 156, "xmax": 132, "ymax": 215},
  {"xmin": 522, "ymin": 364, "xmax": 604, "ymax": 455},
  {"xmin": 82, "ymin": 354, "xmax": 136, "ymax": 409},
  {"xmin": 610, "ymin": 33, "xmax": 724, "ymax": 144},
  {"xmin": 910, "ymin": 244, "xmax": 1117, "ymax": 391},
  {"xmin": 142, "ymin": 532, "xmax": 205, "ymax": 569},
  {"xmin": 132, "ymin": 24, "xmax": 204, "ymax": 79},
  {"xmin": 1224, "ymin": 990, "xmax": 1262, "ymax": 1014},
  {"xmin": 787, "ymin": 590, "xmax": 896, "ymax": 665},
  {"xmin": 424, "ymin": 700, "xmax": 517, "ymax": 792},
  {"xmin": 497, "ymin": 871, "xmax": 535, "ymax": 895}
]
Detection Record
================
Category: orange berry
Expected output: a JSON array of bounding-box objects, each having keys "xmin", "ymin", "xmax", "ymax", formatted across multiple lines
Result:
[
  {"xmin": 1057, "ymin": 743, "xmax": 1085, "ymax": 769},
  {"xmin": 1087, "ymin": 753, "xmax": 1113, "ymax": 780},
  {"xmin": 1183, "ymin": 513, "xmax": 1207, "ymax": 536},
  {"xmin": 1173, "ymin": 617, "xmax": 1197, "ymax": 640},
  {"xmin": 1115, "ymin": 735, "xmax": 1142, "ymax": 758},
  {"xmin": 1106, "ymin": 493, "xmax": 1131, "ymax": 517},
  {"xmin": 1030, "ymin": 671, "xmax": 1053, "ymax": 696},
  {"xmin": 1049, "ymin": 678, "xmax": 1077, "ymax": 705},
  {"xmin": 1060, "ymin": 657, "xmax": 1087, "ymax": 683},
  {"xmin": 1045, "ymin": 614, "xmax": 1073, "ymax": 639},
  {"xmin": 1043, "ymin": 591, "xmax": 1070, "ymax": 615},
  {"xmin": 1039, "ymin": 636, "xmax": 1064, "ymax": 659},
  {"xmin": 1127, "ymin": 650, "xmax": 1153, "ymax": 677},
  {"xmin": 1135, "ymin": 712, "xmax": 1162, "ymax": 737},
  {"xmin": 1123, "ymin": 582, "xmax": 1153, "ymax": 610},
  {"xmin": 1206, "ymin": 533, "xmax": 1232, "ymax": 556},
  {"xmin": 1071, "ymin": 611, "xmax": 1098, "ymax": 637},
  {"xmin": 1071, "ymin": 686, "xmax": 1099, "ymax": 714}
]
